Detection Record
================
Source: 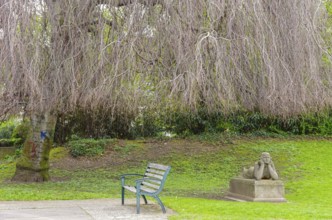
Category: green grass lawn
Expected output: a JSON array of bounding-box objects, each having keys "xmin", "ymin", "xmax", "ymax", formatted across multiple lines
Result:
[
  {"xmin": 0, "ymin": 137, "xmax": 332, "ymax": 219},
  {"xmin": 165, "ymin": 139, "xmax": 332, "ymax": 220}
]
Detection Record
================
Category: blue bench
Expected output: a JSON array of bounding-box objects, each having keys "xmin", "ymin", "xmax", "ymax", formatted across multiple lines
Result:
[{"xmin": 121, "ymin": 163, "xmax": 171, "ymax": 214}]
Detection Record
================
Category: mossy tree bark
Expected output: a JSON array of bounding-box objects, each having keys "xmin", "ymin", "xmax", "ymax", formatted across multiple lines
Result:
[{"xmin": 12, "ymin": 112, "xmax": 57, "ymax": 182}]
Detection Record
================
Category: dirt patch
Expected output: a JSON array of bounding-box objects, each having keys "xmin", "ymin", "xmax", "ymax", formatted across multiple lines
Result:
[{"xmin": 51, "ymin": 139, "xmax": 227, "ymax": 170}]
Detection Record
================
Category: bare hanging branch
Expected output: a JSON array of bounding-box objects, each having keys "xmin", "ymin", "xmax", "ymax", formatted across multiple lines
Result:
[{"xmin": 0, "ymin": 0, "xmax": 331, "ymax": 119}]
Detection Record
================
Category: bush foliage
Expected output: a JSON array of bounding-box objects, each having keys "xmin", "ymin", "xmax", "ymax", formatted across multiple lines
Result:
[
  {"xmin": 0, "ymin": 119, "xmax": 16, "ymax": 139},
  {"xmin": 3, "ymin": 108, "xmax": 332, "ymax": 143},
  {"xmin": 0, "ymin": 118, "xmax": 28, "ymax": 147},
  {"xmin": 53, "ymin": 108, "xmax": 332, "ymax": 141},
  {"xmin": 66, "ymin": 139, "xmax": 113, "ymax": 157},
  {"xmin": 0, "ymin": 138, "xmax": 22, "ymax": 147}
]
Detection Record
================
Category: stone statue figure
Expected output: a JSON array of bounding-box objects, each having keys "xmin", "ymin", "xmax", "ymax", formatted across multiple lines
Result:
[{"xmin": 242, "ymin": 152, "xmax": 279, "ymax": 180}]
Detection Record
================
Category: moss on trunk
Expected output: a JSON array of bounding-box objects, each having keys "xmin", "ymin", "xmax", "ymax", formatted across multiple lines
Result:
[{"xmin": 12, "ymin": 112, "xmax": 56, "ymax": 182}]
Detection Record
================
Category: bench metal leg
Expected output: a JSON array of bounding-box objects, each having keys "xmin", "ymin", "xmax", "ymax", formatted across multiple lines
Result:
[
  {"xmin": 154, "ymin": 196, "xmax": 166, "ymax": 213},
  {"xmin": 121, "ymin": 187, "xmax": 125, "ymax": 205},
  {"xmin": 136, "ymin": 193, "xmax": 140, "ymax": 214},
  {"xmin": 142, "ymin": 195, "xmax": 148, "ymax": 204}
]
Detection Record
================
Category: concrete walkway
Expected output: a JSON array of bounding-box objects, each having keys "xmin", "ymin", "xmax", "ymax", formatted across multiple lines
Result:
[{"xmin": 0, "ymin": 199, "xmax": 175, "ymax": 220}]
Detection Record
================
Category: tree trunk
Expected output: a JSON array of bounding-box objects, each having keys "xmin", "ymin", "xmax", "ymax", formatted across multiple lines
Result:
[{"xmin": 12, "ymin": 112, "xmax": 57, "ymax": 182}]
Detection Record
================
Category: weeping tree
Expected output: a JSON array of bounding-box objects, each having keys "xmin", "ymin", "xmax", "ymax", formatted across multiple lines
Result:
[{"xmin": 0, "ymin": 0, "xmax": 331, "ymax": 182}]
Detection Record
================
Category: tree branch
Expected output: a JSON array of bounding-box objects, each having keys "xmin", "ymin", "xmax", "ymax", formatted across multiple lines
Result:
[{"xmin": 96, "ymin": 0, "xmax": 165, "ymax": 7}]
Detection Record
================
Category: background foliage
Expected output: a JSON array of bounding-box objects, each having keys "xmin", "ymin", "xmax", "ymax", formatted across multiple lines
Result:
[{"xmin": 51, "ymin": 108, "xmax": 332, "ymax": 141}]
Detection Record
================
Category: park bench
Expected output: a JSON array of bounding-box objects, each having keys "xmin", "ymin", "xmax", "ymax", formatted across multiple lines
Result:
[{"xmin": 121, "ymin": 163, "xmax": 171, "ymax": 214}]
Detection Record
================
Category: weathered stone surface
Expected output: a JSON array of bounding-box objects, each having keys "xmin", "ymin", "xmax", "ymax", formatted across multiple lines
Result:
[
  {"xmin": 242, "ymin": 152, "xmax": 279, "ymax": 180},
  {"xmin": 225, "ymin": 178, "xmax": 286, "ymax": 202}
]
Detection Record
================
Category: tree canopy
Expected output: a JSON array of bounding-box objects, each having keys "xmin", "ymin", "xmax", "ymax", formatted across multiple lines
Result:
[{"xmin": 0, "ymin": 0, "xmax": 331, "ymax": 118}]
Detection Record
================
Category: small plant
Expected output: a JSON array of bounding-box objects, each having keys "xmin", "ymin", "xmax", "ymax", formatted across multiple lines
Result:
[
  {"xmin": 66, "ymin": 139, "xmax": 112, "ymax": 157},
  {"xmin": 3, "ymin": 148, "xmax": 22, "ymax": 163}
]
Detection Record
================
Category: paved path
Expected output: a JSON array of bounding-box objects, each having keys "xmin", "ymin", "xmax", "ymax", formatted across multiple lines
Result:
[{"xmin": 0, "ymin": 199, "xmax": 175, "ymax": 220}]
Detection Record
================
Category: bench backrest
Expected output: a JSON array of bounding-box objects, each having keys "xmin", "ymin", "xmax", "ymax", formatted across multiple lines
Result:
[{"xmin": 141, "ymin": 163, "xmax": 171, "ymax": 195}]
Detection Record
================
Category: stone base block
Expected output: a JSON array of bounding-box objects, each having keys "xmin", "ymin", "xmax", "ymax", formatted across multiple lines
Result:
[{"xmin": 225, "ymin": 178, "xmax": 286, "ymax": 202}]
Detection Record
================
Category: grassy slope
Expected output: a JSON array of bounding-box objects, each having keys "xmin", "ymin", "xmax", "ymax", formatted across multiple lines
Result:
[
  {"xmin": 0, "ymin": 137, "xmax": 332, "ymax": 219},
  {"xmin": 165, "ymin": 139, "xmax": 332, "ymax": 219}
]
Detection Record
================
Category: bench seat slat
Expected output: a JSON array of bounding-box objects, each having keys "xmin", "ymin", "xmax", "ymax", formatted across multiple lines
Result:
[
  {"xmin": 146, "ymin": 168, "xmax": 166, "ymax": 176},
  {"xmin": 145, "ymin": 172, "xmax": 163, "ymax": 180},
  {"xmin": 148, "ymin": 163, "xmax": 169, "ymax": 171},
  {"xmin": 123, "ymin": 185, "xmax": 156, "ymax": 194},
  {"xmin": 143, "ymin": 178, "xmax": 161, "ymax": 184},
  {"xmin": 140, "ymin": 186, "xmax": 156, "ymax": 194},
  {"xmin": 142, "ymin": 181, "xmax": 160, "ymax": 190}
]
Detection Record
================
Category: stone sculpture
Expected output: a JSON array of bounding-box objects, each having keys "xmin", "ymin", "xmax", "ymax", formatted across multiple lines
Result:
[
  {"xmin": 242, "ymin": 152, "xmax": 278, "ymax": 180},
  {"xmin": 226, "ymin": 152, "xmax": 286, "ymax": 202}
]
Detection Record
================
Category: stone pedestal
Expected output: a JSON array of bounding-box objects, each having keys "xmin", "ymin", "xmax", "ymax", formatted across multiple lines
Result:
[{"xmin": 225, "ymin": 178, "xmax": 286, "ymax": 202}]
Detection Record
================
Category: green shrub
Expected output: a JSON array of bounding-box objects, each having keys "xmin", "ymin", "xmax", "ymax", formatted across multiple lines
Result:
[
  {"xmin": 215, "ymin": 110, "xmax": 332, "ymax": 136},
  {"xmin": 129, "ymin": 107, "xmax": 167, "ymax": 138},
  {"xmin": 0, "ymin": 118, "xmax": 28, "ymax": 146},
  {"xmin": 66, "ymin": 139, "xmax": 112, "ymax": 157},
  {"xmin": 11, "ymin": 120, "xmax": 30, "ymax": 142},
  {"xmin": 139, "ymin": 109, "xmax": 332, "ymax": 137},
  {"xmin": 166, "ymin": 109, "xmax": 222, "ymax": 136},
  {"xmin": 0, "ymin": 138, "xmax": 22, "ymax": 147},
  {"xmin": 0, "ymin": 119, "xmax": 16, "ymax": 139},
  {"xmin": 57, "ymin": 107, "xmax": 332, "ymax": 139},
  {"xmin": 54, "ymin": 109, "xmax": 136, "ymax": 143}
]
